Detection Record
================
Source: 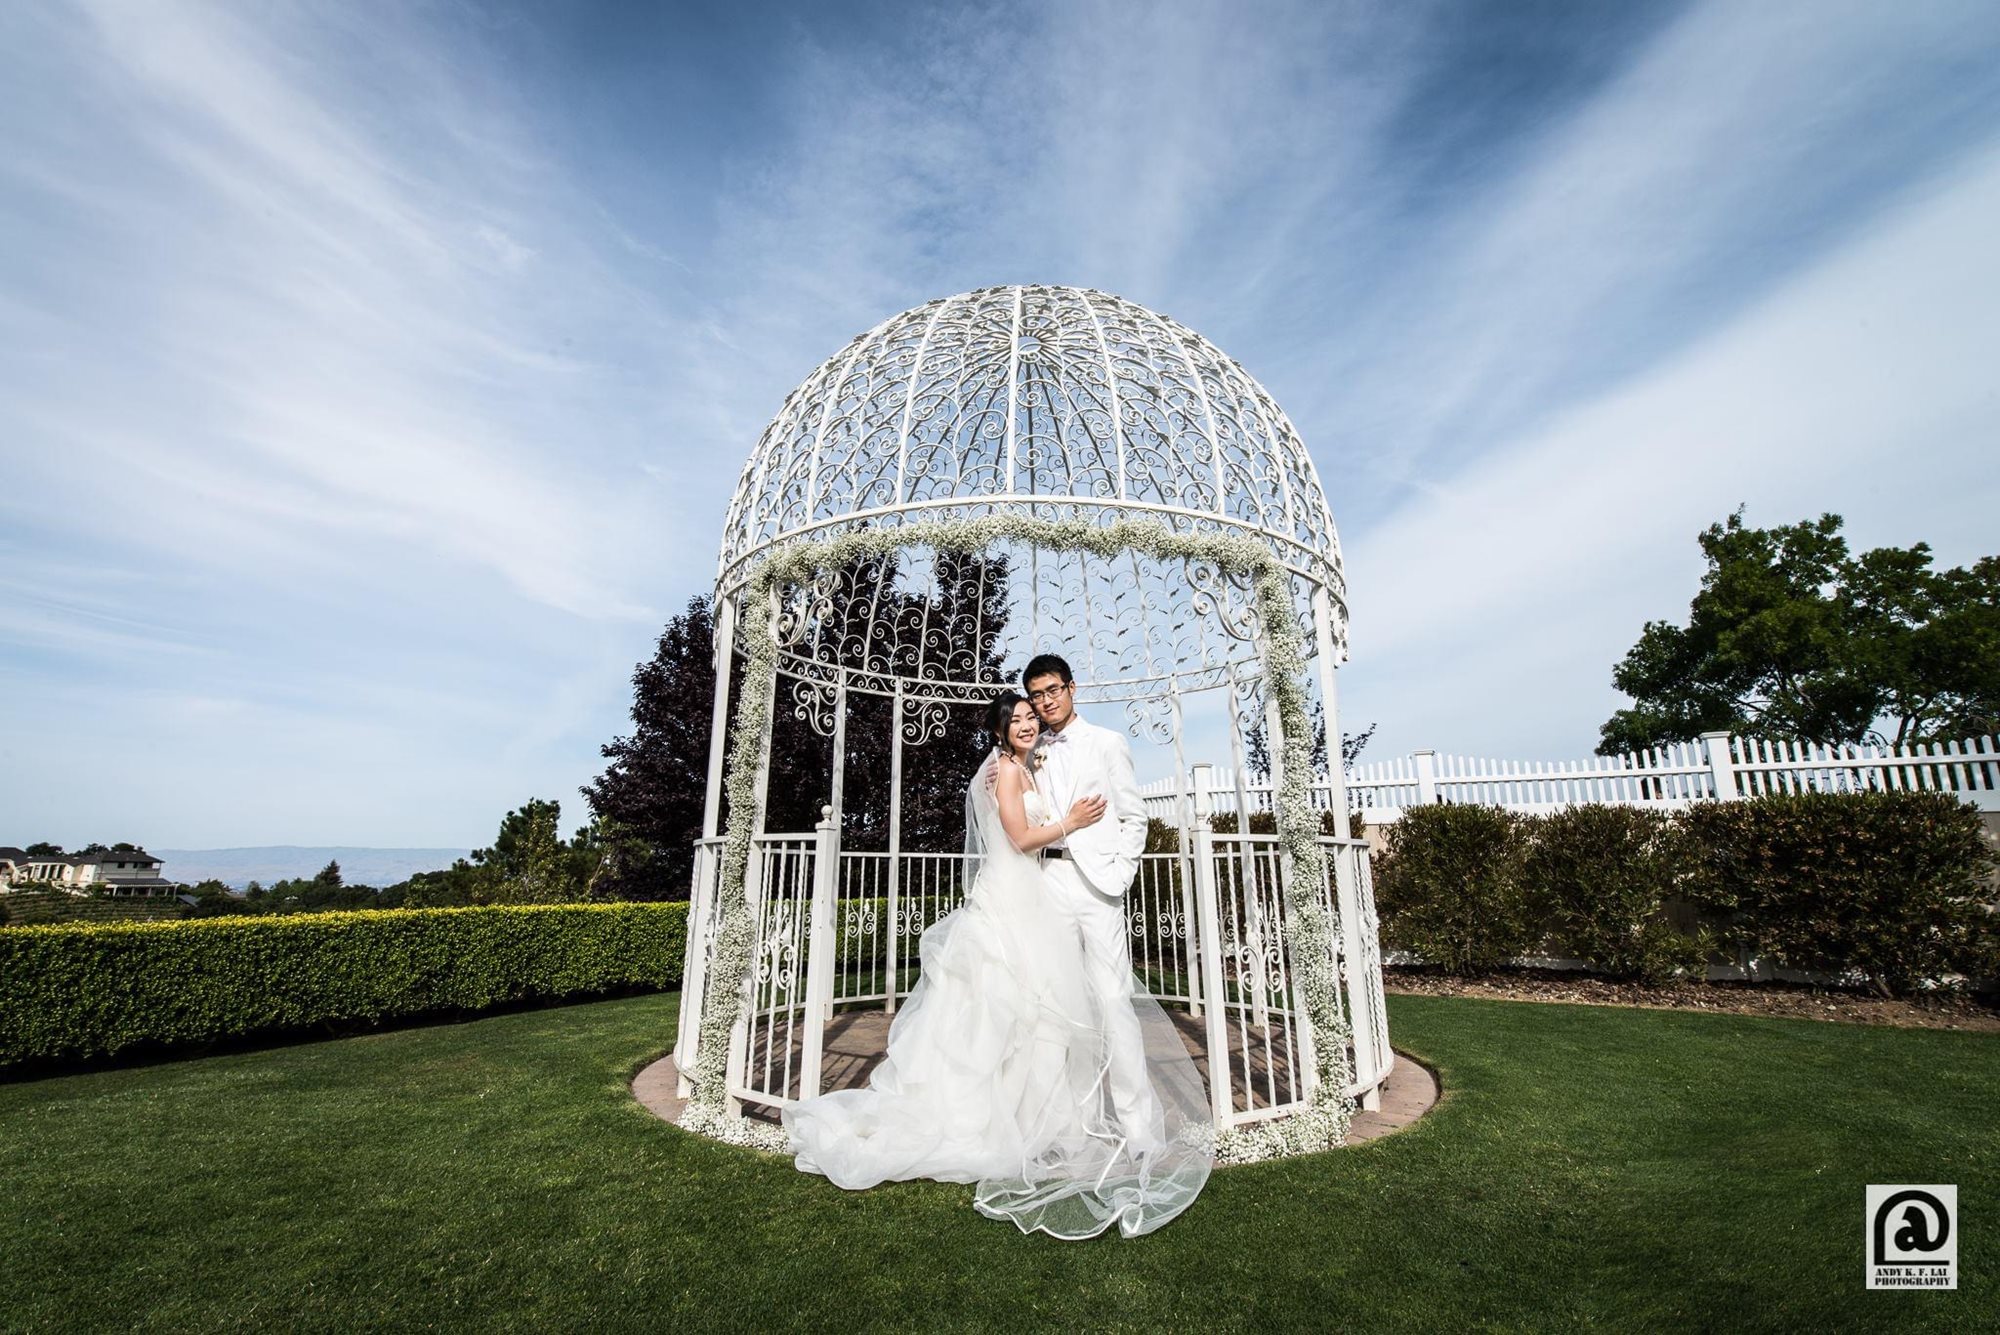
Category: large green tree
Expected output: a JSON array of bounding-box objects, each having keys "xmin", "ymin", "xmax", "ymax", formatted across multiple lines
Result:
[{"xmin": 1599, "ymin": 509, "xmax": 2000, "ymax": 754}]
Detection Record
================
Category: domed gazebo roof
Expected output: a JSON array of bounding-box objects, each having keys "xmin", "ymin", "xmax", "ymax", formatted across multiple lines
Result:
[{"xmin": 715, "ymin": 285, "xmax": 1347, "ymax": 716}]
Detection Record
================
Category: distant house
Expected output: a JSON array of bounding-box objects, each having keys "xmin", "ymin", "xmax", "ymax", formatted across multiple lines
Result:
[
  {"xmin": 0, "ymin": 847, "xmax": 177, "ymax": 896},
  {"xmin": 0, "ymin": 847, "xmax": 77, "ymax": 888}
]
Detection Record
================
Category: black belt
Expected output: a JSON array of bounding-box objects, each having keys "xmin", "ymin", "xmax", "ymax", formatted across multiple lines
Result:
[{"xmin": 1042, "ymin": 847, "xmax": 1069, "ymax": 860}]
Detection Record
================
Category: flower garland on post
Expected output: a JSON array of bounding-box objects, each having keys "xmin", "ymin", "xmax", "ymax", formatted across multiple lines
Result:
[
  {"xmin": 1206, "ymin": 565, "xmax": 1355, "ymax": 1163},
  {"xmin": 679, "ymin": 513, "xmax": 1356, "ymax": 1161}
]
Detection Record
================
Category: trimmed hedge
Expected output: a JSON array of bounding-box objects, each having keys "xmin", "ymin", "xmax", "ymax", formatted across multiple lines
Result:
[
  {"xmin": 0, "ymin": 902, "xmax": 688, "ymax": 1068},
  {"xmin": 1524, "ymin": 805, "xmax": 1711, "ymax": 986},
  {"xmin": 1371, "ymin": 791, "xmax": 1999, "ymax": 994},
  {"xmin": 1374, "ymin": 803, "xmax": 1536, "ymax": 977},
  {"xmin": 1678, "ymin": 791, "xmax": 2000, "ymax": 998}
]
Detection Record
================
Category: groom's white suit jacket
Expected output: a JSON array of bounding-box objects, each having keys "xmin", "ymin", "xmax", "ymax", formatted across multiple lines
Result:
[{"xmin": 1032, "ymin": 713, "xmax": 1149, "ymax": 896}]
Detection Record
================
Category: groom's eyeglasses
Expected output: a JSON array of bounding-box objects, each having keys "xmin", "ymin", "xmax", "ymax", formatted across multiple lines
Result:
[{"xmin": 1026, "ymin": 684, "xmax": 1072, "ymax": 705}]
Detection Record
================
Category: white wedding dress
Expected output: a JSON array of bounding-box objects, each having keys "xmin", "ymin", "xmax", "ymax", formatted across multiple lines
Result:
[{"xmin": 781, "ymin": 753, "xmax": 1213, "ymax": 1239}]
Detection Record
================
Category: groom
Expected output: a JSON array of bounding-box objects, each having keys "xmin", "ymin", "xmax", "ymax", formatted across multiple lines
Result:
[{"xmin": 1023, "ymin": 652, "xmax": 1161, "ymax": 1146}]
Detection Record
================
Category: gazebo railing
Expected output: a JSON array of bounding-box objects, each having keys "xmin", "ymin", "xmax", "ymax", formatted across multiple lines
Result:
[
  {"xmin": 732, "ymin": 835, "xmax": 819, "ymax": 1110},
  {"xmin": 829, "ymin": 851, "xmax": 894, "ymax": 1007},
  {"xmin": 1193, "ymin": 833, "xmax": 1307, "ymax": 1121},
  {"xmin": 680, "ymin": 821, "xmax": 1393, "ymax": 1125},
  {"xmin": 1129, "ymin": 853, "xmax": 1203, "ymax": 1009},
  {"xmin": 1324, "ymin": 835, "xmax": 1392, "ymax": 1101},
  {"xmin": 885, "ymin": 853, "xmax": 972, "ymax": 1005}
]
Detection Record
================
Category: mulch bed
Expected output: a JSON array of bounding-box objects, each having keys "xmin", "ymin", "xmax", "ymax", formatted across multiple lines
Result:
[{"xmin": 1383, "ymin": 966, "xmax": 2000, "ymax": 1033}]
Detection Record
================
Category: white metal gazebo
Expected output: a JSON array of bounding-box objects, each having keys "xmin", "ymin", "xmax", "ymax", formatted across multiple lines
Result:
[{"xmin": 674, "ymin": 285, "xmax": 1392, "ymax": 1153}]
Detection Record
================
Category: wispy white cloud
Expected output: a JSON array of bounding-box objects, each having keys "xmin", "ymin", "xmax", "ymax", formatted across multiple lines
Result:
[
  {"xmin": 1341, "ymin": 138, "xmax": 2000, "ymax": 759},
  {"xmin": 3, "ymin": 0, "xmax": 676, "ymax": 623},
  {"xmin": 1308, "ymin": 0, "xmax": 2000, "ymax": 491},
  {"xmin": 652, "ymin": 0, "xmax": 1442, "ymax": 547},
  {"xmin": 3, "ymin": 0, "xmax": 1996, "ymax": 846},
  {"xmin": 0, "ymin": 0, "xmax": 707, "ymax": 844}
]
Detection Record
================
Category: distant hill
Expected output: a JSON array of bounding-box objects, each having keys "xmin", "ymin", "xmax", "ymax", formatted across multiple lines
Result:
[{"xmin": 151, "ymin": 847, "xmax": 472, "ymax": 890}]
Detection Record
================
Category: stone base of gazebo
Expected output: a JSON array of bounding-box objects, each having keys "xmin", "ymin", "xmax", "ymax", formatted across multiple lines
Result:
[{"xmin": 632, "ymin": 1014, "xmax": 1438, "ymax": 1150}]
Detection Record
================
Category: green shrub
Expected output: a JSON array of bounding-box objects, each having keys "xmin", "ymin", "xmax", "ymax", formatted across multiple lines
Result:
[
  {"xmin": 1373, "ymin": 803, "xmax": 1534, "ymax": 976},
  {"xmin": 1522, "ymin": 805, "xmax": 1710, "ymax": 985},
  {"xmin": 0, "ymin": 902, "xmax": 688, "ymax": 1067},
  {"xmin": 1678, "ymin": 792, "xmax": 2000, "ymax": 997}
]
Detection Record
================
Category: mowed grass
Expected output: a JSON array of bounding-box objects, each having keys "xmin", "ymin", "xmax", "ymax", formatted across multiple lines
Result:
[{"xmin": 3, "ymin": 992, "xmax": 1994, "ymax": 1333}]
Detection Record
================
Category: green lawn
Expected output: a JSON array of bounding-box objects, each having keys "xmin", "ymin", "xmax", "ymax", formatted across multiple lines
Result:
[{"xmin": 2, "ymin": 992, "xmax": 1993, "ymax": 1332}]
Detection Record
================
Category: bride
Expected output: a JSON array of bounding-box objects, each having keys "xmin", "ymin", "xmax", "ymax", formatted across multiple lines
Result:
[{"xmin": 781, "ymin": 693, "xmax": 1213, "ymax": 1239}]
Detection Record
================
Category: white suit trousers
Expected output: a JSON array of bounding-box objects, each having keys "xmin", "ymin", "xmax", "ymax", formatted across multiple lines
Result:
[{"xmin": 1040, "ymin": 858, "xmax": 1161, "ymax": 1145}]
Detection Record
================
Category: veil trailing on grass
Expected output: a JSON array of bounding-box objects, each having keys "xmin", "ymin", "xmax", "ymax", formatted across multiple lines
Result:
[{"xmin": 782, "ymin": 752, "xmax": 1213, "ymax": 1240}]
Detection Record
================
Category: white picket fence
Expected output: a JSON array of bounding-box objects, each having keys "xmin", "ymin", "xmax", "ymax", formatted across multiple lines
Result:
[{"xmin": 1140, "ymin": 730, "xmax": 2000, "ymax": 822}]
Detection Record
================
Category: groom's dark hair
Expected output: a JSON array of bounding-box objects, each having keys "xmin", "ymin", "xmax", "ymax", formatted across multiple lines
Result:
[{"xmin": 1022, "ymin": 653, "xmax": 1072, "ymax": 688}]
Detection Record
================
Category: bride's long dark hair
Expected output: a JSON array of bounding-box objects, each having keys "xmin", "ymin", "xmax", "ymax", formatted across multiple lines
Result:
[{"xmin": 984, "ymin": 691, "xmax": 1032, "ymax": 760}]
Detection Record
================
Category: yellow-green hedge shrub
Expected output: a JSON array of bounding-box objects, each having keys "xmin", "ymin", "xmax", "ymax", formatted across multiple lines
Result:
[{"xmin": 0, "ymin": 902, "xmax": 688, "ymax": 1066}]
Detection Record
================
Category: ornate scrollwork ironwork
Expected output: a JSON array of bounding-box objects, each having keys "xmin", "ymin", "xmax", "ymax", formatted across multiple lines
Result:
[
  {"xmin": 843, "ymin": 902, "xmax": 877, "ymax": 938},
  {"xmin": 754, "ymin": 900, "xmax": 800, "ymax": 996},
  {"xmin": 1221, "ymin": 927, "xmax": 1287, "ymax": 1004},
  {"xmin": 893, "ymin": 903, "xmax": 928, "ymax": 938},
  {"xmin": 714, "ymin": 286, "xmax": 1346, "ymax": 707},
  {"xmin": 789, "ymin": 678, "xmax": 837, "ymax": 738},
  {"xmin": 900, "ymin": 696, "xmax": 951, "ymax": 745}
]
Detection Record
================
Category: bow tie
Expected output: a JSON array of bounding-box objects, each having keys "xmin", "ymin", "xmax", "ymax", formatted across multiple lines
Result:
[{"xmin": 1041, "ymin": 729, "xmax": 1071, "ymax": 744}]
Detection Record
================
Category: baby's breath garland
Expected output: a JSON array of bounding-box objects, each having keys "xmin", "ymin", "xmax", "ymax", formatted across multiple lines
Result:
[
  {"xmin": 1209, "ymin": 563, "xmax": 1356, "ymax": 1163},
  {"xmin": 682, "ymin": 512, "xmax": 1355, "ymax": 1162}
]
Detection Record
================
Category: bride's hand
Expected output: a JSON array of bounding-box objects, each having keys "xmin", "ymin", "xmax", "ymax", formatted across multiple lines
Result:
[{"xmin": 1065, "ymin": 795, "xmax": 1107, "ymax": 830}]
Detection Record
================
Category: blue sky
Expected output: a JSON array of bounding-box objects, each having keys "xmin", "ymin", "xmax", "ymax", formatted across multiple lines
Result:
[{"xmin": 4, "ymin": 0, "xmax": 1998, "ymax": 849}]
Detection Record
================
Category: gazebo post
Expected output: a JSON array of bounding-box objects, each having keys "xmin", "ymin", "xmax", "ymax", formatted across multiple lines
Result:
[
  {"xmin": 1263, "ymin": 690, "xmax": 1286, "ymax": 815},
  {"xmin": 674, "ymin": 839, "xmax": 712, "ymax": 1098},
  {"xmin": 1224, "ymin": 680, "xmax": 1271, "ymax": 1035},
  {"xmin": 701, "ymin": 596, "xmax": 737, "ymax": 841},
  {"xmin": 820, "ymin": 684, "xmax": 848, "ymax": 1024},
  {"xmin": 724, "ymin": 588, "xmax": 781, "ymax": 1118},
  {"xmin": 885, "ymin": 683, "xmax": 904, "ymax": 1013},
  {"xmin": 677, "ymin": 594, "xmax": 737, "ymax": 1096},
  {"xmin": 1311, "ymin": 585, "xmax": 1375, "ymax": 1109},
  {"xmin": 1311, "ymin": 586, "xmax": 1350, "ymax": 840},
  {"xmin": 1168, "ymin": 682, "xmax": 1202, "ymax": 1017},
  {"xmin": 1189, "ymin": 763, "xmax": 1233, "ymax": 1126},
  {"xmin": 828, "ymin": 682, "xmax": 849, "ymax": 826},
  {"xmin": 1261, "ymin": 678, "xmax": 1315, "ymax": 1102},
  {"xmin": 802, "ymin": 805, "xmax": 838, "ymax": 1097}
]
